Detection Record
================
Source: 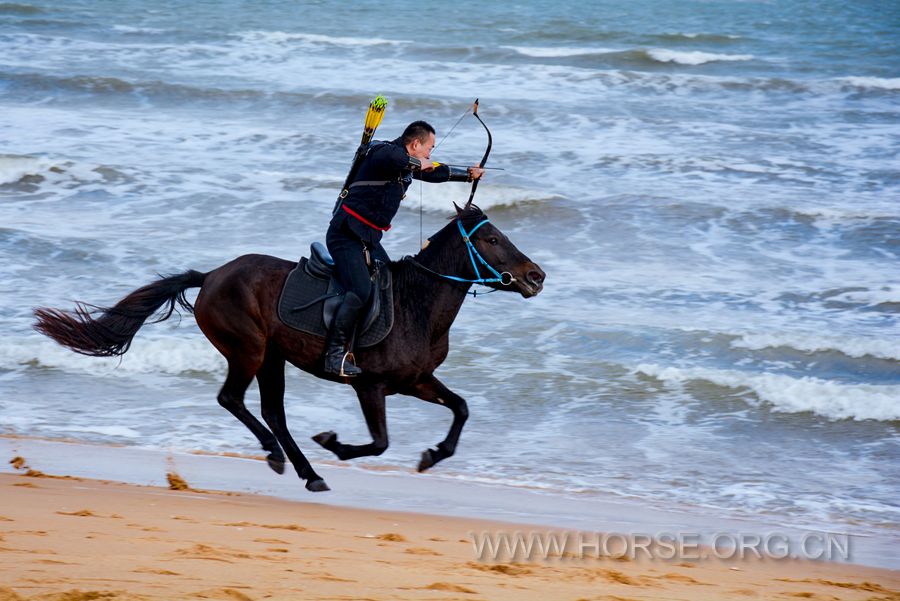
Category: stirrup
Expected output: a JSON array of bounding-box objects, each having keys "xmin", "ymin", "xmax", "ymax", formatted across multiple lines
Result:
[{"xmin": 339, "ymin": 351, "xmax": 361, "ymax": 377}]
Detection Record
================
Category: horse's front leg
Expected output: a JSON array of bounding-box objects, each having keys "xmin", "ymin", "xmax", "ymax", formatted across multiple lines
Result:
[
  {"xmin": 312, "ymin": 383, "xmax": 388, "ymax": 460},
  {"xmin": 403, "ymin": 374, "xmax": 468, "ymax": 472}
]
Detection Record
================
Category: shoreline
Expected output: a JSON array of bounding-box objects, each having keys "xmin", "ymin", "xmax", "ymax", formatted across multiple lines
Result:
[{"xmin": 2, "ymin": 436, "xmax": 898, "ymax": 572}]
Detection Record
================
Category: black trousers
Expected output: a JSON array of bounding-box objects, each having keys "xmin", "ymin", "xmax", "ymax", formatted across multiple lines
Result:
[{"xmin": 325, "ymin": 219, "xmax": 389, "ymax": 305}]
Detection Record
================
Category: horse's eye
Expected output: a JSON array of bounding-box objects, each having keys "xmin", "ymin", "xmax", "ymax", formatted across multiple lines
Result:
[{"xmin": 488, "ymin": 237, "xmax": 499, "ymax": 245}]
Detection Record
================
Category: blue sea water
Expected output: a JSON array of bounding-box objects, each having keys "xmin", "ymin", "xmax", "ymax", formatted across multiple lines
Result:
[{"xmin": 1, "ymin": 0, "xmax": 898, "ymax": 561}]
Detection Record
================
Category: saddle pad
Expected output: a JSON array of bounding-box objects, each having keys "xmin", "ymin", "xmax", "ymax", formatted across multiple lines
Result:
[{"xmin": 277, "ymin": 258, "xmax": 394, "ymax": 348}]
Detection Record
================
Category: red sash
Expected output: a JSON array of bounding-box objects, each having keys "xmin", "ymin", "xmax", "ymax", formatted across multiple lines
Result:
[{"xmin": 342, "ymin": 205, "xmax": 391, "ymax": 232}]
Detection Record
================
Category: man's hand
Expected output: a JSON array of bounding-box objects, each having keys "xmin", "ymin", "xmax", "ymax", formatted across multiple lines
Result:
[{"xmin": 468, "ymin": 166, "xmax": 485, "ymax": 180}]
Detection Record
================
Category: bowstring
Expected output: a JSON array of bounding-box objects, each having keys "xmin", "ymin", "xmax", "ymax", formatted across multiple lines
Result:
[
  {"xmin": 419, "ymin": 180, "xmax": 423, "ymax": 249},
  {"xmin": 419, "ymin": 103, "xmax": 473, "ymax": 248}
]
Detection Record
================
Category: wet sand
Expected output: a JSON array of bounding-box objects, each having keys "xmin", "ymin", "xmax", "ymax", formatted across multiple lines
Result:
[{"xmin": 1, "ymin": 445, "xmax": 898, "ymax": 600}]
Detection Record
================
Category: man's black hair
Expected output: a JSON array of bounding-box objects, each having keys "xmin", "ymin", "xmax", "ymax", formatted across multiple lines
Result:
[{"xmin": 401, "ymin": 121, "xmax": 436, "ymax": 146}]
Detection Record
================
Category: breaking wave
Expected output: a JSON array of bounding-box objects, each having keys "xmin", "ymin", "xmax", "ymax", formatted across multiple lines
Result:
[
  {"xmin": 635, "ymin": 364, "xmax": 900, "ymax": 422},
  {"xmin": 645, "ymin": 49, "xmax": 754, "ymax": 65},
  {"xmin": 0, "ymin": 335, "xmax": 226, "ymax": 377},
  {"xmin": 0, "ymin": 154, "xmax": 54, "ymax": 185},
  {"xmin": 731, "ymin": 333, "xmax": 900, "ymax": 361},
  {"xmin": 233, "ymin": 30, "xmax": 409, "ymax": 48}
]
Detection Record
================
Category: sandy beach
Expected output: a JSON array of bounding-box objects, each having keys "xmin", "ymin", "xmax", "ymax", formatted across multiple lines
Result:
[{"xmin": 1, "ymin": 444, "xmax": 898, "ymax": 601}]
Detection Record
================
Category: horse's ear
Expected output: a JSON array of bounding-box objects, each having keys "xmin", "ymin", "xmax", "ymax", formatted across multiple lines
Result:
[{"xmin": 453, "ymin": 202, "xmax": 464, "ymax": 215}]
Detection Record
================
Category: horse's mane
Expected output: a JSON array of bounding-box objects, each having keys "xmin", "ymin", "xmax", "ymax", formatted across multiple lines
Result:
[
  {"xmin": 389, "ymin": 204, "xmax": 485, "ymax": 313},
  {"xmin": 392, "ymin": 203, "xmax": 485, "ymax": 268}
]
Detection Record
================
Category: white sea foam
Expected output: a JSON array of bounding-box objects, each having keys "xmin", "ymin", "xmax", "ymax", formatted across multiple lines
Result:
[
  {"xmin": 235, "ymin": 30, "xmax": 407, "ymax": 48},
  {"xmin": 111, "ymin": 25, "xmax": 169, "ymax": 34},
  {"xmin": 42, "ymin": 424, "xmax": 142, "ymax": 438},
  {"xmin": 665, "ymin": 32, "xmax": 741, "ymax": 40},
  {"xmin": 828, "ymin": 286, "xmax": 900, "ymax": 307},
  {"xmin": 0, "ymin": 154, "xmax": 52, "ymax": 185},
  {"xmin": 634, "ymin": 364, "xmax": 900, "ymax": 421},
  {"xmin": 646, "ymin": 49, "xmax": 754, "ymax": 65},
  {"xmin": 732, "ymin": 332, "xmax": 900, "ymax": 361},
  {"xmin": 837, "ymin": 76, "xmax": 900, "ymax": 91},
  {"xmin": 0, "ymin": 335, "xmax": 226, "ymax": 377},
  {"xmin": 502, "ymin": 45, "xmax": 618, "ymax": 58}
]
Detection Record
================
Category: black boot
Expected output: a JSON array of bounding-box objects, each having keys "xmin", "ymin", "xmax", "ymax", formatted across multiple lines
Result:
[{"xmin": 323, "ymin": 292, "xmax": 363, "ymax": 377}]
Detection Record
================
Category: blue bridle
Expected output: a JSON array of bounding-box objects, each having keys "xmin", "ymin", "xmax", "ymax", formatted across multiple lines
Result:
[{"xmin": 433, "ymin": 218, "xmax": 516, "ymax": 289}]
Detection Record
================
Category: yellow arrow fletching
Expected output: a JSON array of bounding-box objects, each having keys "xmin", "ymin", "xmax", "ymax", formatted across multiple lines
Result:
[
  {"xmin": 364, "ymin": 95, "xmax": 387, "ymax": 129},
  {"xmin": 361, "ymin": 95, "xmax": 387, "ymax": 144}
]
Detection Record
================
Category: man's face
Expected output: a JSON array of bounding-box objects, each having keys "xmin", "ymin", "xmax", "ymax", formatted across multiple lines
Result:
[{"xmin": 409, "ymin": 133, "xmax": 436, "ymax": 161}]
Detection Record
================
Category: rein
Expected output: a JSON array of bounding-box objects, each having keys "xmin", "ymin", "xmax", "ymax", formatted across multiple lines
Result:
[{"xmin": 406, "ymin": 218, "xmax": 515, "ymax": 297}]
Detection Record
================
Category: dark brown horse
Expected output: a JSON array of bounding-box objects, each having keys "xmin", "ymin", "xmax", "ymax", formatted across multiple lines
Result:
[{"xmin": 34, "ymin": 204, "xmax": 545, "ymax": 492}]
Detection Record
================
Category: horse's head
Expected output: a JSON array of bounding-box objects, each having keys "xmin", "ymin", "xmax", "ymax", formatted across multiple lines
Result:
[{"xmin": 451, "ymin": 203, "xmax": 545, "ymax": 298}]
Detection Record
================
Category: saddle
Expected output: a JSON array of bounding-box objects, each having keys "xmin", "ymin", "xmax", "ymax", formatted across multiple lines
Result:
[{"xmin": 277, "ymin": 242, "xmax": 393, "ymax": 348}]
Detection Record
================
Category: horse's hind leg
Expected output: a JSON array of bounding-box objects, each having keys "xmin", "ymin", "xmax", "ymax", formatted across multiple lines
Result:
[
  {"xmin": 218, "ymin": 358, "xmax": 286, "ymax": 474},
  {"xmin": 258, "ymin": 350, "xmax": 329, "ymax": 492},
  {"xmin": 312, "ymin": 384, "xmax": 388, "ymax": 461}
]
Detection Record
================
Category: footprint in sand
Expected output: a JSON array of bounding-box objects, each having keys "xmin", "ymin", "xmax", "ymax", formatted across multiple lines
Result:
[
  {"xmin": 222, "ymin": 521, "xmax": 307, "ymax": 532},
  {"xmin": 404, "ymin": 547, "xmax": 442, "ymax": 556},
  {"xmin": 56, "ymin": 509, "xmax": 100, "ymax": 517},
  {"xmin": 465, "ymin": 562, "xmax": 533, "ymax": 576},
  {"xmin": 657, "ymin": 572, "xmax": 709, "ymax": 585},
  {"xmin": 423, "ymin": 582, "xmax": 478, "ymax": 594},
  {"xmin": 173, "ymin": 543, "xmax": 254, "ymax": 563},
  {"xmin": 133, "ymin": 567, "xmax": 181, "ymax": 576},
  {"xmin": 189, "ymin": 588, "xmax": 254, "ymax": 601}
]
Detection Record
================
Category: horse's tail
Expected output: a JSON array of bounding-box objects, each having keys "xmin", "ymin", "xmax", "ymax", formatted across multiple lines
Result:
[{"xmin": 34, "ymin": 269, "xmax": 207, "ymax": 357}]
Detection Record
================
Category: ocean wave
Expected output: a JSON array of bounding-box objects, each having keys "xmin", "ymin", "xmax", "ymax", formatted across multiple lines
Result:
[
  {"xmin": 648, "ymin": 32, "xmax": 742, "ymax": 43},
  {"xmin": 502, "ymin": 45, "xmax": 619, "ymax": 58},
  {"xmin": 405, "ymin": 181, "xmax": 564, "ymax": 213},
  {"xmin": 731, "ymin": 333, "xmax": 900, "ymax": 361},
  {"xmin": 836, "ymin": 76, "xmax": 900, "ymax": 91},
  {"xmin": 0, "ymin": 335, "xmax": 226, "ymax": 377},
  {"xmin": 3, "ymin": 71, "xmax": 255, "ymax": 102},
  {"xmin": 41, "ymin": 424, "xmax": 142, "ymax": 439},
  {"xmin": 111, "ymin": 24, "xmax": 170, "ymax": 35},
  {"xmin": 0, "ymin": 154, "xmax": 53, "ymax": 185},
  {"xmin": 827, "ymin": 286, "xmax": 900, "ymax": 308},
  {"xmin": 0, "ymin": 2, "xmax": 42, "ymax": 14},
  {"xmin": 501, "ymin": 45, "xmax": 754, "ymax": 66},
  {"xmin": 0, "ymin": 153, "xmax": 130, "ymax": 192},
  {"xmin": 634, "ymin": 364, "xmax": 900, "ymax": 421},
  {"xmin": 0, "ymin": 70, "xmax": 396, "ymax": 113},
  {"xmin": 645, "ymin": 49, "xmax": 754, "ymax": 65},
  {"xmin": 234, "ymin": 30, "xmax": 409, "ymax": 48}
]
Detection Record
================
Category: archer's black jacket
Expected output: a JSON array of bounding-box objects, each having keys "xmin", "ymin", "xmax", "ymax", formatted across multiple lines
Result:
[{"xmin": 330, "ymin": 137, "xmax": 466, "ymax": 245}]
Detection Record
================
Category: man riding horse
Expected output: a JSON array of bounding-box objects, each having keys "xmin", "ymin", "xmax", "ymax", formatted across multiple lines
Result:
[
  {"xmin": 33, "ymin": 99, "xmax": 545, "ymax": 492},
  {"xmin": 325, "ymin": 121, "xmax": 484, "ymax": 377}
]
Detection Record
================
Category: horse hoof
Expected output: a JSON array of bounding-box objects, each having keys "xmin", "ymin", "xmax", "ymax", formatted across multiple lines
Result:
[
  {"xmin": 266, "ymin": 454, "xmax": 286, "ymax": 475},
  {"xmin": 306, "ymin": 478, "xmax": 330, "ymax": 492},
  {"xmin": 312, "ymin": 431, "xmax": 337, "ymax": 449},
  {"xmin": 417, "ymin": 449, "xmax": 435, "ymax": 473}
]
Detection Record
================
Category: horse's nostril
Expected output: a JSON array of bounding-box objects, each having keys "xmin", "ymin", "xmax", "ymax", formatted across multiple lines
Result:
[{"xmin": 527, "ymin": 270, "xmax": 544, "ymax": 285}]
